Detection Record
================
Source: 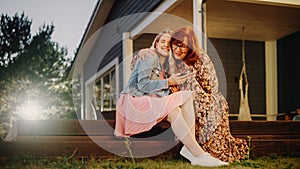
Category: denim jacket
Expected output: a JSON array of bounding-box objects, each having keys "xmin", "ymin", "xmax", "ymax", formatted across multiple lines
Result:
[{"xmin": 121, "ymin": 54, "xmax": 169, "ymax": 97}]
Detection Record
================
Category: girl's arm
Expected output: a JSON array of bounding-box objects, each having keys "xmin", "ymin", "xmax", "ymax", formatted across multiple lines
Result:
[
  {"xmin": 137, "ymin": 56, "xmax": 169, "ymax": 93},
  {"xmin": 136, "ymin": 56, "xmax": 187, "ymax": 94}
]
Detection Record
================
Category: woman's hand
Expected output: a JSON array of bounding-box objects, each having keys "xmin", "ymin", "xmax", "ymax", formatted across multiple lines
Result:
[
  {"xmin": 131, "ymin": 48, "xmax": 157, "ymax": 70},
  {"xmin": 138, "ymin": 48, "xmax": 156, "ymax": 60}
]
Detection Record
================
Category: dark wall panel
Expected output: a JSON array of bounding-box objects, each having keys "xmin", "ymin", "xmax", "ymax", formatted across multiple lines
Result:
[
  {"xmin": 278, "ymin": 31, "xmax": 300, "ymax": 113},
  {"xmin": 133, "ymin": 33, "xmax": 156, "ymax": 53},
  {"xmin": 208, "ymin": 38, "xmax": 265, "ymax": 116}
]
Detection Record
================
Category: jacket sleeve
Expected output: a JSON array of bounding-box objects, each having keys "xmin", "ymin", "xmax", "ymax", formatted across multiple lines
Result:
[{"xmin": 137, "ymin": 56, "xmax": 168, "ymax": 94}]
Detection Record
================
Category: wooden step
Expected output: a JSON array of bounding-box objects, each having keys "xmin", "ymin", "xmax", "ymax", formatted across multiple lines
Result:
[
  {"xmin": 16, "ymin": 119, "xmax": 174, "ymax": 139},
  {"xmin": 16, "ymin": 119, "xmax": 300, "ymax": 136},
  {"xmin": 0, "ymin": 140, "xmax": 181, "ymax": 158},
  {"xmin": 1, "ymin": 119, "xmax": 299, "ymax": 158},
  {"xmin": 17, "ymin": 120, "xmax": 115, "ymax": 136},
  {"xmin": 229, "ymin": 121, "xmax": 300, "ymax": 135},
  {"xmin": 248, "ymin": 140, "xmax": 300, "ymax": 156},
  {"xmin": 233, "ymin": 134, "xmax": 300, "ymax": 140}
]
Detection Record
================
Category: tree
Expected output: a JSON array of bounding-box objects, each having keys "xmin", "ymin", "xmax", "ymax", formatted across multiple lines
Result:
[
  {"xmin": 8, "ymin": 24, "xmax": 75, "ymax": 118},
  {"xmin": 0, "ymin": 12, "xmax": 31, "ymax": 66},
  {"xmin": 0, "ymin": 13, "xmax": 76, "ymax": 140}
]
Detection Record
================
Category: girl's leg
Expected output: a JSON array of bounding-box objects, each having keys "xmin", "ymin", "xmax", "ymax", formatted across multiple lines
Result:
[
  {"xmin": 180, "ymin": 96, "xmax": 195, "ymax": 137},
  {"xmin": 167, "ymin": 107, "xmax": 205, "ymax": 157}
]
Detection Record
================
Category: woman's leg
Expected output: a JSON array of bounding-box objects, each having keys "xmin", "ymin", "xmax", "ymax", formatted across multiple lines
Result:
[
  {"xmin": 167, "ymin": 107, "xmax": 205, "ymax": 157},
  {"xmin": 167, "ymin": 105, "xmax": 229, "ymax": 167},
  {"xmin": 180, "ymin": 96, "xmax": 195, "ymax": 137}
]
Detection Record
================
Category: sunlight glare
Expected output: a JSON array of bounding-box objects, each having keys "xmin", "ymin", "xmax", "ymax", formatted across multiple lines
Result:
[{"xmin": 18, "ymin": 100, "xmax": 43, "ymax": 120}]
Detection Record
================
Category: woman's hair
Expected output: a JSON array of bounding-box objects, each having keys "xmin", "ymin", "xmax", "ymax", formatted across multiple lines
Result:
[
  {"xmin": 170, "ymin": 26, "xmax": 202, "ymax": 66},
  {"xmin": 151, "ymin": 29, "xmax": 173, "ymax": 49}
]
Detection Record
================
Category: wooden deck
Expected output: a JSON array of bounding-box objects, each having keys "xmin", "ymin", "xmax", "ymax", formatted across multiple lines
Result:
[{"xmin": 0, "ymin": 118, "xmax": 299, "ymax": 158}]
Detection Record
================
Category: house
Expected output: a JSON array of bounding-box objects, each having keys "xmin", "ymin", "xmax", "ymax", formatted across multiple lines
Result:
[
  {"xmin": 70, "ymin": 0, "xmax": 300, "ymax": 121},
  {"xmin": 2, "ymin": 0, "xmax": 300, "ymax": 158}
]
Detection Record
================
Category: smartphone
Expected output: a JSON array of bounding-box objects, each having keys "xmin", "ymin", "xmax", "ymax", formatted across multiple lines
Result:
[
  {"xmin": 179, "ymin": 72, "xmax": 187, "ymax": 76},
  {"xmin": 179, "ymin": 72, "xmax": 194, "ymax": 76}
]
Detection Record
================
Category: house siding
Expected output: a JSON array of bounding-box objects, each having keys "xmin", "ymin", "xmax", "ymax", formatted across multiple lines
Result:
[
  {"xmin": 96, "ymin": 0, "xmax": 163, "ymax": 72},
  {"xmin": 105, "ymin": 0, "xmax": 163, "ymax": 24}
]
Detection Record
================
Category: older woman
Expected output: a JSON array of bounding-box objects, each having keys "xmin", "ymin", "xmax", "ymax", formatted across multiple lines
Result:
[{"xmin": 169, "ymin": 27, "xmax": 249, "ymax": 162}]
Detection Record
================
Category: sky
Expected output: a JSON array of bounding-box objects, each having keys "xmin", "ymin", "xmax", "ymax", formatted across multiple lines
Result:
[{"xmin": 0, "ymin": 0, "xmax": 98, "ymax": 59}]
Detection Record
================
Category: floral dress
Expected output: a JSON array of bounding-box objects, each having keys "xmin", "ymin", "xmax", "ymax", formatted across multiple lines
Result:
[{"xmin": 176, "ymin": 52, "xmax": 249, "ymax": 162}]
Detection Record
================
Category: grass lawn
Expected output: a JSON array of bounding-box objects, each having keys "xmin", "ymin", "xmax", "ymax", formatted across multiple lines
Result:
[{"xmin": 1, "ymin": 154, "xmax": 299, "ymax": 169}]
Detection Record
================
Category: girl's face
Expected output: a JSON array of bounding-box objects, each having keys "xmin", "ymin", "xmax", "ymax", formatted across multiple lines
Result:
[
  {"xmin": 171, "ymin": 36, "xmax": 189, "ymax": 60},
  {"xmin": 155, "ymin": 34, "xmax": 171, "ymax": 57}
]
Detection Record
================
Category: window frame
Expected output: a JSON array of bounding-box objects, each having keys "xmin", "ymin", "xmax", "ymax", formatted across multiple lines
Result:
[{"xmin": 85, "ymin": 57, "xmax": 119, "ymax": 120}]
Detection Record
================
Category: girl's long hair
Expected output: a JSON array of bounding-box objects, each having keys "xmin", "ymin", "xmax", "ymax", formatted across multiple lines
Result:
[{"xmin": 151, "ymin": 29, "xmax": 173, "ymax": 78}]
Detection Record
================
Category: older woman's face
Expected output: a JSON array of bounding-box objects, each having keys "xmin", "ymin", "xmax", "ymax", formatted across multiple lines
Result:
[
  {"xmin": 155, "ymin": 34, "xmax": 171, "ymax": 57},
  {"xmin": 172, "ymin": 36, "xmax": 189, "ymax": 60}
]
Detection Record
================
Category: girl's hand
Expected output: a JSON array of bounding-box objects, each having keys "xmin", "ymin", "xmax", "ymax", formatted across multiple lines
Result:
[
  {"xmin": 138, "ymin": 48, "xmax": 156, "ymax": 60},
  {"xmin": 170, "ymin": 85, "xmax": 179, "ymax": 93},
  {"xmin": 168, "ymin": 73, "xmax": 190, "ymax": 86}
]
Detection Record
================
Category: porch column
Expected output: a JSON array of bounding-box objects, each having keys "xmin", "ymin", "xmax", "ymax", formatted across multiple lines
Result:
[
  {"xmin": 193, "ymin": 0, "xmax": 207, "ymax": 51},
  {"xmin": 265, "ymin": 41, "xmax": 278, "ymax": 121},
  {"xmin": 122, "ymin": 32, "xmax": 133, "ymax": 86},
  {"xmin": 84, "ymin": 83, "xmax": 97, "ymax": 120}
]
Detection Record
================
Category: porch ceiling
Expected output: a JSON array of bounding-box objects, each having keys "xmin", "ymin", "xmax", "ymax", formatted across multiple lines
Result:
[{"xmin": 205, "ymin": 0, "xmax": 300, "ymax": 41}]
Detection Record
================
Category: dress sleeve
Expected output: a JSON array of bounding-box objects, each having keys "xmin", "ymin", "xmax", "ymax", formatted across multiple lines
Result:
[{"xmin": 194, "ymin": 52, "xmax": 219, "ymax": 94}]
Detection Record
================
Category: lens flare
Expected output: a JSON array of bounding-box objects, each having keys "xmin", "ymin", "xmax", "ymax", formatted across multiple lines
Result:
[{"xmin": 18, "ymin": 100, "xmax": 43, "ymax": 120}]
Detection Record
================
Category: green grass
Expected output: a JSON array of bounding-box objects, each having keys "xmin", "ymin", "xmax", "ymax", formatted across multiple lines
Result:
[{"xmin": 1, "ymin": 154, "xmax": 299, "ymax": 169}]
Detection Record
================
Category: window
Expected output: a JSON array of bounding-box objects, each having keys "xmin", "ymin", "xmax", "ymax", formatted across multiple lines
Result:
[
  {"xmin": 85, "ymin": 58, "xmax": 119, "ymax": 119},
  {"xmin": 95, "ymin": 68, "xmax": 117, "ymax": 111}
]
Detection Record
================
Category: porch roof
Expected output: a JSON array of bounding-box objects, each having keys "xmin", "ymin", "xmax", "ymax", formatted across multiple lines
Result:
[
  {"xmin": 69, "ymin": 0, "xmax": 300, "ymax": 77},
  {"xmin": 206, "ymin": 0, "xmax": 300, "ymax": 41}
]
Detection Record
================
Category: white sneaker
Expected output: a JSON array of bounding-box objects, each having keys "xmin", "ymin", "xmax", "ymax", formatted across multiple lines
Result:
[
  {"xmin": 180, "ymin": 146, "xmax": 229, "ymax": 167},
  {"xmin": 180, "ymin": 146, "xmax": 195, "ymax": 163}
]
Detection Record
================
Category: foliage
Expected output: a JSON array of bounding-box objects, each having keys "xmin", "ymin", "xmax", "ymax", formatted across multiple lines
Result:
[
  {"xmin": 0, "ymin": 12, "xmax": 31, "ymax": 66},
  {"xmin": 124, "ymin": 138, "xmax": 136, "ymax": 164},
  {"xmin": 0, "ymin": 13, "xmax": 76, "ymax": 140},
  {"xmin": 0, "ymin": 155, "xmax": 299, "ymax": 169}
]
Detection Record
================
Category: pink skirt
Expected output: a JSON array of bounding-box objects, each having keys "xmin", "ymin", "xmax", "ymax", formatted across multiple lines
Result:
[{"xmin": 114, "ymin": 91, "xmax": 194, "ymax": 137}]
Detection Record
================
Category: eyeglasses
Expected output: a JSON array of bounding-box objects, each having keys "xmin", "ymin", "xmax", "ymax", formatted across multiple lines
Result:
[{"xmin": 172, "ymin": 42, "xmax": 188, "ymax": 50}]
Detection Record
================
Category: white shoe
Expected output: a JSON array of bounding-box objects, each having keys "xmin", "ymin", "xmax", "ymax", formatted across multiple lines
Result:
[
  {"xmin": 180, "ymin": 146, "xmax": 229, "ymax": 167},
  {"xmin": 180, "ymin": 146, "xmax": 195, "ymax": 163}
]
